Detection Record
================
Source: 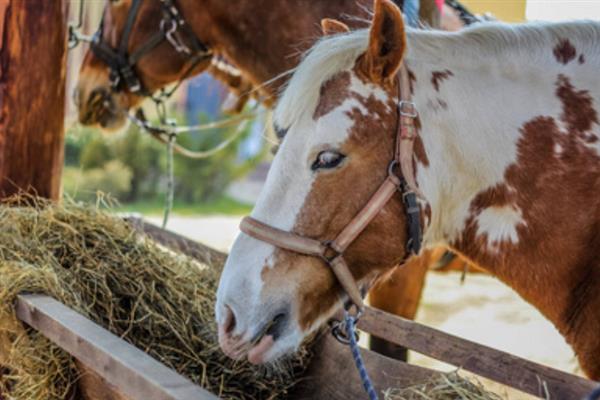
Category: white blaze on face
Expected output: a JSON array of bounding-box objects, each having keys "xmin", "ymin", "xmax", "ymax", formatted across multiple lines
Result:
[
  {"xmin": 475, "ymin": 205, "xmax": 526, "ymax": 250},
  {"xmin": 215, "ymin": 68, "xmax": 386, "ymax": 345}
]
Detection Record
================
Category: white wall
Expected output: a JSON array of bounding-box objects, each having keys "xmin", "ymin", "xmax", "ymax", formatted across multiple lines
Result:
[{"xmin": 527, "ymin": 0, "xmax": 600, "ymax": 21}]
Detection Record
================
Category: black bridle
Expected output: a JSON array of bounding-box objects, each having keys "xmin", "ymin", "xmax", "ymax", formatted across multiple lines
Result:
[{"xmin": 91, "ymin": 0, "xmax": 212, "ymax": 97}]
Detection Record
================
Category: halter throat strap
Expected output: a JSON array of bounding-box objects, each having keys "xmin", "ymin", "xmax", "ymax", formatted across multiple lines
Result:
[{"xmin": 240, "ymin": 63, "xmax": 423, "ymax": 313}]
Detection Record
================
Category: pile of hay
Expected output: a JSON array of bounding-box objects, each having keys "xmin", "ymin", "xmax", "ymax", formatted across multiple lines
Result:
[
  {"xmin": 384, "ymin": 371, "xmax": 504, "ymax": 400},
  {"xmin": 0, "ymin": 198, "xmax": 312, "ymax": 400}
]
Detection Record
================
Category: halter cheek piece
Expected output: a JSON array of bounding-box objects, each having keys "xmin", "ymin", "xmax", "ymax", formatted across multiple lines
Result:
[
  {"xmin": 240, "ymin": 64, "xmax": 423, "ymax": 314},
  {"xmin": 91, "ymin": 0, "xmax": 212, "ymax": 96}
]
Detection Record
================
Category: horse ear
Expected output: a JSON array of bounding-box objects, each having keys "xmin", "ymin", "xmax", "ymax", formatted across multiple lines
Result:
[
  {"xmin": 358, "ymin": 0, "xmax": 406, "ymax": 84},
  {"xmin": 321, "ymin": 18, "xmax": 350, "ymax": 36}
]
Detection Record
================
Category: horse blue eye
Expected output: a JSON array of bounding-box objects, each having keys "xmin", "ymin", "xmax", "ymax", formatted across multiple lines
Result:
[{"xmin": 312, "ymin": 151, "xmax": 345, "ymax": 171}]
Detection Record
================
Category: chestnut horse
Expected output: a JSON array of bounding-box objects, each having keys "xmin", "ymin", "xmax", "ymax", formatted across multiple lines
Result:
[
  {"xmin": 75, "ymin": 0, "xmax": 471, "ymax": 360},
  {"xmin": 74, "ymin": 0, "xmax": 457, "ymax": 129},
  {"xmin": 216, "ymin": 0, "xmax": 600, "ymax": 379}
]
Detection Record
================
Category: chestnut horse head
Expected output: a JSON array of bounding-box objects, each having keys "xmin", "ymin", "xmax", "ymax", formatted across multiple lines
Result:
[
  {"xmin": 217, "ymin": 0, "xmax": 600, "ymax": 379},
  {"xmin": 75, "ymin": 0, "xmax": 211, "ymax": 130},
  {"xmin": 215, "ymin": 0, "xmax": 414, "ymax": 364}
]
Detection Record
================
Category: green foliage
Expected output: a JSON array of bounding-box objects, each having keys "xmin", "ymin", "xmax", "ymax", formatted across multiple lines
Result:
[
  {"xmin": 62, "ymin": 161, "xmax": 132, "ymax": 201},
  {"xmin": 112, "ymin": 127, "xmax": 163, "ymax": 201},
  {"xmin": 79, "ymin": 136, "xmax": 113, "ymax": 170},
  {"xmin": 116, "ymin": 196, "xmax": 253, "ymax": 216},
  {"xmin": 62, "ymin": 108, "xmax": 267, "ymax": 213}
]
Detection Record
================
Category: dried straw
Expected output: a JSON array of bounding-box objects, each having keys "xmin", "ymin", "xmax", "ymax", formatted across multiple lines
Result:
[
  {"xmin": 0, "ymin": 198, "xmax": 312, "ymax": 400},
  {"xmin": 384, "ymin": 371, "xmax": 504, "ymax": 400}
]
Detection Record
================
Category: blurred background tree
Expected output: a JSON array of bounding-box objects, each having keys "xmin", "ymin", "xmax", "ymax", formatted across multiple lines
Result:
[{"xmin": 62, "ymin": 105, "xmax": 266, "ymax": 212}]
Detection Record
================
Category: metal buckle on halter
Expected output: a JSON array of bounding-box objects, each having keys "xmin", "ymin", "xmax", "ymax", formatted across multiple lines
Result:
[
  {"xmin": 387, "ymin": 160, "xmax": 403, "ymax": 188},
  {"xmin": 329, "ymin": 318, "xmax": 360, "ymax": 345},
  {"xmin": 161, "ymin": 18, "xmax": 191, "ymax": 55},
  {"xmin": 320, "ymin": 240, "xmax": 341, "ymax": 264},
  {"xmin": 329, "ymin": 302, "xmax": 363, "ymax": 344},
  {"xmin": 120, "ymin": 65, "xmax": 142, "ymax": 93},
  {"xmin": 398, "ymin": 100, "xmax": 418, "ymax": 118},
  {"xmin": 109, "ymin": 69, "xmax": 121, "ymax": 90}
]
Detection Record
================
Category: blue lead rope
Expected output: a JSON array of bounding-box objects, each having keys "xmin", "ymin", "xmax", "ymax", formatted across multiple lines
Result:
[
  {"xmin": 345, "ymin": 312, "xmax": 380, "ymax": 400},
  {"xmin": 586, "ymin": 385, "xmax": 600, "ymax": 400}
]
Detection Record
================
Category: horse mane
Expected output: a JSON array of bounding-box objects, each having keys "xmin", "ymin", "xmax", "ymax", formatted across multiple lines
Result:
[
  {"xmin": 274, "ymin": 30, "xmax": 369, "ymax": 131},
  {"xmin": 274, "ymin": 19, "xmax": 600, "ymax": 131}
]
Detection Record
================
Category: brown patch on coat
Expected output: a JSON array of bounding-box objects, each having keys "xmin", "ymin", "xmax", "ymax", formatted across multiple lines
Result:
[
  {"xmin": 556, "ymin": 74, "xmax": 598, "ymax": 134},
  {"xmin": 578, "ymin": 54, "xmax": 585, "ymax": 64},
  {"xmin": 553, "ymin": 39, "xmax": 577, "ymax": 65},
  {"xmin": 313, "ymin": 71, "xmax": 352, "ymax": 120},
  {"xmin": 452, "ymin": 75, "xmax": 600, "ymax": 379},
  {"xmin": 430, "ymin": 70, "xmax": 453, "ymax": 92}
]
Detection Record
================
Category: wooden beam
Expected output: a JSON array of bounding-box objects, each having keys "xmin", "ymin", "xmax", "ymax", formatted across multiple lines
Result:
[
  {"xmin": 291, "ymin": 334, "xmax": 439, "ymax": 399},
  {"xmin": 0, "ymin": 1, "xmax": 69, "ymax": 200},
  {"xmin": 15, "ymin": 294, "xmax": 218, "ymax": 400},
  {"xmin": 359, "ymin": 307, "xmax": 598, "ymax": 399},
  {"xmin": 127, "ymin": 217, "xmax": 227, "ymax": 268}
]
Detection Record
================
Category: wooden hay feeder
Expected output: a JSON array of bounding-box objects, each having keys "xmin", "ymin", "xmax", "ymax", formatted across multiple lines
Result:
[{"xmin": 4, "ymin": 220, "xmax": 597, "ymax": 400}]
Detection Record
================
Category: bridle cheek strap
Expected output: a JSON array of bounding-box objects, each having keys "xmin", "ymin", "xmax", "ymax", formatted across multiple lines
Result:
[{"xmin": 239, "ymin": 63, "xmax": 423, "ymax": 313}]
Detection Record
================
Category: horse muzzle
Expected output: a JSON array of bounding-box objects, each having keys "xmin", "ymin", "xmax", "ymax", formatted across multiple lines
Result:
[{"xmin": 217, "ymin": 304, "xmax": 291, "ymax": 365}]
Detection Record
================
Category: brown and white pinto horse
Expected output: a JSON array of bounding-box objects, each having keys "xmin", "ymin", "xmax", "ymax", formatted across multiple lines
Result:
[
  {"xmin": 75, "ymin": 0, "xmax": 467, "ymax": 360},
  {"xmin": 216, "ymin": 0, "xmax": 600, "ymax": 379}
]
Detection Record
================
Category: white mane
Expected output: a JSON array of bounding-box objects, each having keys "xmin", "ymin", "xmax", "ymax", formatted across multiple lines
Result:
[
  {"xmin": 275, "ymin": 20, "xmax": 600, "ymax": 130},
  {"xmin": 275, "ymin": 30, "xmax": 369, "ymax": 130}
]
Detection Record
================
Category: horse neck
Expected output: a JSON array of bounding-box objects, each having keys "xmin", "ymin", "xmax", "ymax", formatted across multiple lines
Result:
[
  {"xmin": 181, "ymin": 0, "xmax": 370, "ymax": 98},
  {"xmin": 407, "ymin": 24, "xmax": 600, "ymax": 369}
]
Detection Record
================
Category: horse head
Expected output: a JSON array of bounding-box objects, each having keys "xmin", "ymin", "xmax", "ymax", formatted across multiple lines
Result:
[
  {"xmin": 216, "ymin": 0, "xmax": 413, "ymax": 365},
  {"xmin": 75, "ymin": 0, "xmax": 212, "ymax": 131}
]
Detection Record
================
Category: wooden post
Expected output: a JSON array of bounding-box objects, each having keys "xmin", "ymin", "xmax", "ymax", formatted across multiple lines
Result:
[{"xmin": 0, "ymin": 0, "xmax": 69, "ymax": 200}]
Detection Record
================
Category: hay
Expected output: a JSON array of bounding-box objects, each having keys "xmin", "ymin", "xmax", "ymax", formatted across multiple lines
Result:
[
  {"xmin": 0, "ymin": 198, "xmax": 312, "ymax": 400},
  {"xmin": 384, "ymin": 371, "xmax": 504, "ymax": 400}
]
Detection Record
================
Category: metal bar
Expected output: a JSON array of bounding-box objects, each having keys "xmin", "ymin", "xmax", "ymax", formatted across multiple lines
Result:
[{"xmin": 16, "ymin": 294, "xmax": 218, "ymax": 400}]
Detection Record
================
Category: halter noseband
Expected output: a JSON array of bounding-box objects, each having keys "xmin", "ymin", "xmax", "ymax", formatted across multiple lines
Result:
[
  {"xmin": 240, "ymin": 64, "xmax": 423, "ymax": 314},
  {"xmin": 91, "ymin": 0, "xmax": 212, "ymax": 96}
]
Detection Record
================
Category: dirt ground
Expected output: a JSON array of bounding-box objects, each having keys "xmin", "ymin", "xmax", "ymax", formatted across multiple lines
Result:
[{"xmin": 150, "ymin": 215, "xmax": 583, "ymax": 399}]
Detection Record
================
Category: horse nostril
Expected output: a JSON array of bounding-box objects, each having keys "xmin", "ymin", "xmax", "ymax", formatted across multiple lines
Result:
[{"xmin": 223, "ymin": 305, "xmax": 236, "ymax": 334}]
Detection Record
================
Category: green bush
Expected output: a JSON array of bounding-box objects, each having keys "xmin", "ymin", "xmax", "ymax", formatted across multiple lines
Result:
[
  {"xmin": 112, "ymin": 127, "xmax": 163, "ymax": 202},
  {"xmin": 62, "ymin": 160, "xmax": 133, "ymax": 201},
  {"xmin": 62, "ymin": 107, "xmax": 266, "ymax": 210},
  {"xmin": 80, "ymin": 136, "xmax": 113, "ymax": 170}
]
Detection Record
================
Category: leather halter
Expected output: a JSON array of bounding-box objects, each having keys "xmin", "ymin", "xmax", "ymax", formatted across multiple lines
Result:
[
  {"xmin": 91, "ymin": 0, "xmax": 212, "ymax": 96},
  {"xmin": 240, "ymin": 64, "xmax": 423, "ymax": 313}
]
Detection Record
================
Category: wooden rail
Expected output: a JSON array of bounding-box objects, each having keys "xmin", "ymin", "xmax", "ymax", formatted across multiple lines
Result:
[
  {"xmin": 359, "ymin": 307, "xmax": 598, "ymax": 399},
  {"xmin": 15, "ymin": 294, "xmax": 218, "ymax": 400}
]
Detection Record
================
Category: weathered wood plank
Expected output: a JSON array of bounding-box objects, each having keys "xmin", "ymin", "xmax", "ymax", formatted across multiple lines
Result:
[
  {"xmin": 359, "ymin": 306, "xmax": 598, "ymax": 399},
  {"xmin": 15, "ymin": 294, "xmax": 218, "ymax": 400},
  {"xmin": 77, "ymin": 362, "xmax": 129, "ymax": 400},
  {"xmin": 290, "ymin": 334, "xmax": 439, "ymax": 400},
  {"xmin": 0, "ymin": 0, "xmax": 68, "ymax": 200}
]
